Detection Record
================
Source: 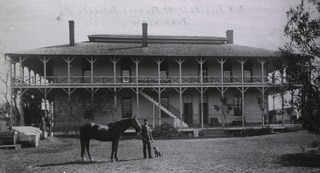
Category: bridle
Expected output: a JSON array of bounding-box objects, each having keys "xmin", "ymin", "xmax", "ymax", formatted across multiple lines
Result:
[{"xmin": 132, "ymin": 117, "xmax": 142, "ymax": 132}]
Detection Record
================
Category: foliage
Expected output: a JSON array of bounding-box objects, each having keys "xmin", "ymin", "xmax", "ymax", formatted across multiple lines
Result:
[
  {"xmin": 257, "ymin": 97, "xmax": 268, "ymax": 126},
  {"xmin": 276, "ymin": 0, "xmax": 320, "ymax": 135},
  {"xmin": 214, "ymin": 96, "xmax": 233, "ymax": 128},
  {"xmin": 240, "ymin": 127, "xmax": 273, "ymax": 137},
  {"xmin": 152, "ymin": 122, "xmax": 182, "ymax": 137}
]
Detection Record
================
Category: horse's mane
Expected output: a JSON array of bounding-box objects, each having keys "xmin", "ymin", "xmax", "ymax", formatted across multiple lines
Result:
[{"xmin": 108, "ymin": 118, "xmax": 131, "ymax": 126}]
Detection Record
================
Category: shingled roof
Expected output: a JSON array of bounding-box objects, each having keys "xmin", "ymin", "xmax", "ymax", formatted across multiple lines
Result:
[{"xmin": 5, "ymin": 35, "xmax": 278, "ymax": 58}]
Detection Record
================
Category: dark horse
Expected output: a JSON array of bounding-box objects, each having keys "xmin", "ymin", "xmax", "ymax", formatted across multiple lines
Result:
[{"xmin": 80, "ymin": 116, "xmax": 142, "ymax": 161}]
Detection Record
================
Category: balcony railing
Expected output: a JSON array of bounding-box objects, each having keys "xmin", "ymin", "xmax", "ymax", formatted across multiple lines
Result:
[{"xmin": 12, "ymin": 75, "xmax": 272, "ymax": 87}]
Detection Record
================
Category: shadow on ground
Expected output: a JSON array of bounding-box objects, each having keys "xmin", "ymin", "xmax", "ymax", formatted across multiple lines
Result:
[
  {"xmin": 37, "ymin": 158, "xmax": 145, "ymax": 168},
  {"xmin": 279, "ymin": 152, "xmax": 320, "ymax": 168}
]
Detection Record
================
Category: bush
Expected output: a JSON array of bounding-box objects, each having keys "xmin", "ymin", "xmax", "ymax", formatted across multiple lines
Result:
[
  {"xmin": 241, "ymin": 127, "xmax": 273, "ymax": 137},
  {"xmin": 152, "ymin": 122, "xmax": 182, "ymax": 137}
]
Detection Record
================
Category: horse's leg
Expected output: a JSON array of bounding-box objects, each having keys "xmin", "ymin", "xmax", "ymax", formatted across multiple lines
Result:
[
  {"xmin": 111, "ymin": 141, "xmax": 115, "ymax": 162},
  {"xmin": 85, "ymin": 140, "xmax": 94, "ymax": 161},
  {"xmin": 80, "ymin": 138, "xmax": 86, "ymax": 161},
  {"xmin": 114, "ymin": 140, "xmax": 119, "ymax": 161}
]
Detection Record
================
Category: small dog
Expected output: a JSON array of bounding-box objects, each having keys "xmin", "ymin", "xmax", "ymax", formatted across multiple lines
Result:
[{"xmin": 153, "ymin": 146, "xmax": 162, "ymax": 157}]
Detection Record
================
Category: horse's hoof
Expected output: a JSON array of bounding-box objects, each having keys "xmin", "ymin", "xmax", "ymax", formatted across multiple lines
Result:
[
  {"xmin": 111, "ymin": 159, "xmax": 115, "ymax": 162},
  {"xmin": 82, "ymin": 158, "xmax": 86, "ymax": 161},
  {"xmin": 115, "ymin": 158, "xmax": 119, "ymax": 161}
]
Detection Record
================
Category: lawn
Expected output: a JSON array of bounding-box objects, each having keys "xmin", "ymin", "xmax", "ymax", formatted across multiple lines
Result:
[{"xmin": 1, "ymin": 130, "xmax": 320, "ymax": 173}]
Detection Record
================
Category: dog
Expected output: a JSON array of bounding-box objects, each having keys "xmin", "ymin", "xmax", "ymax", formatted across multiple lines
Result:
[{"xmin": 153, "ymin": 146, "xmax": 162, "ymax": 157}]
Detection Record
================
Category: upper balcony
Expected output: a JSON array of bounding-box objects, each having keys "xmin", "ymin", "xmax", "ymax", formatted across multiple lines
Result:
[{"xmin": 12, "ymin": 75, "xmax": 275, "ymax": 88}]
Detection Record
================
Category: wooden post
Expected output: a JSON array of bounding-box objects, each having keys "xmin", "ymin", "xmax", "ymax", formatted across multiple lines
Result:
[
  {"xmin": 237, "ymin": 58, "xmax": 248, "ymax": 84},
  {"xmin": 85, "ymin": 57, "xmax": 97, "ymax": 85},
  {"xmin": 237, "ymin": 87, "xmax": 248, "ymax": 128}
]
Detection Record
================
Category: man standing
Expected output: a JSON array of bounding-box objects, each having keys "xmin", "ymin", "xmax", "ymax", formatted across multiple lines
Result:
[{"xmin": 141, "ymin": 119, "xmax": 153, "ymax": 159}]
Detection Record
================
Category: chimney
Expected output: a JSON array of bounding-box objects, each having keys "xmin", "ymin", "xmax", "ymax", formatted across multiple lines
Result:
[
  {"xmin": 226, "ymin": 30, "xmax": 234, "ymax": 44},
  {"xmin": 142, "ymin": 23, "xmax": 148, "ymax": 47},
  {"xmin": 69, "ymin": 20, "xmax": 75, "ymax": 46}
]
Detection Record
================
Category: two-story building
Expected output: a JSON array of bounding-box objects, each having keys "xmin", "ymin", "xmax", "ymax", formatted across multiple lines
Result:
[{"xmin": 5, "ymin": 21, "xmax": 278, "ymax": 131}]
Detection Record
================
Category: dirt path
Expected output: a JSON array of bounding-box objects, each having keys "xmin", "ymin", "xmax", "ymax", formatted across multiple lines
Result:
[{"xmin": 1, "ymin": 130, "xmax": 320, "ymax": 173}]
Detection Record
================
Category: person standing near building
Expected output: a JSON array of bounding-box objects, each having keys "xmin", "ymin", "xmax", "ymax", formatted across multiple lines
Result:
[{"xmin": 141, "ymin": 119, "xmax": 153, "ymax": 159}]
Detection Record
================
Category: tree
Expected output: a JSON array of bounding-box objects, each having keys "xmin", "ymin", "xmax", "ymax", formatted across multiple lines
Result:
[
  {"xmin": 214, "ymin": 96, "xmax": 233, "ymax": 129},
  {"xmin": 278, "ymin": 0, "xmax": 320, "ymax": 135}
]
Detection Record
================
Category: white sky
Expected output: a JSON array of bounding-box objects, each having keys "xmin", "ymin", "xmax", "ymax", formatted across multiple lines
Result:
[{"xmin": 0, "ymin": 0, "xmax": 302, "ymax": 107}]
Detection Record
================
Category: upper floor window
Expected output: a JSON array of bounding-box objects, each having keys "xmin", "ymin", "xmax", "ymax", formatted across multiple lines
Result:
[
  {"xmin": 122, "ymin": 70, "xmax": 130, "ymax": 83},
  {"xmin": 82, "ymin": 59, "xmax": 91, "ymax": 83},
  {"xmin": 121, "ymin": 59, "xmax": 131, "ymax": 83},
  {"xmin": 224, "ymin": 60, "xmax": 232, "ymax": 82},
  {"xmin": 244, "ymin": 60, "xmax": 252, "ymax": 82},
  {"xmin": 160, "ymin": 59, "xmax": 169, "ymax": 82}
]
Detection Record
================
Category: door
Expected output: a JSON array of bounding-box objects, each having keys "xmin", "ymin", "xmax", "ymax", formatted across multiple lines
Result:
[
  {"xmin": 200, "ymin": 103, "xmax": 208, "ymax": 124},
  {"xmin": 184, "ymin": 103, "xmax": 193, "ymax": 124}
]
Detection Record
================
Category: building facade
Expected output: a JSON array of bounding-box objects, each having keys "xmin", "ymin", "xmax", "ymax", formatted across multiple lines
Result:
[{"xmin": 5, "ymin": 22, "xmax": 279, "ymax": 130}]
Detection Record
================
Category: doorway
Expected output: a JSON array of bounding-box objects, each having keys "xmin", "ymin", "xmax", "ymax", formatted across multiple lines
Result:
[
  {"xmin": 199, "ymin": 103, "xmax": 208, "ymax": 124},
  {"xmin": 183, "ymin": 95, "xmax": 193, "ymax": 124}
]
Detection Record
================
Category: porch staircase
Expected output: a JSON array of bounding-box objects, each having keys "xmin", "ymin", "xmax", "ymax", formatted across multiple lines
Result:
[{"xmin": 140, "ymin": 92, "xmax": 188, "ymax": 128}]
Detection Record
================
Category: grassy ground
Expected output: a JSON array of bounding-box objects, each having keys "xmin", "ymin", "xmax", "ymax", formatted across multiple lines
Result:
[{"xmin": 1, "ymin": 130, "xmax": 320, "ymax": 173}]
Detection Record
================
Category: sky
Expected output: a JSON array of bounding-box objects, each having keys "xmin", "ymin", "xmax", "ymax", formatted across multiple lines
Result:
[{"xmin": 0, "ymin": 0, "xmax": 302, "ymax": 107}]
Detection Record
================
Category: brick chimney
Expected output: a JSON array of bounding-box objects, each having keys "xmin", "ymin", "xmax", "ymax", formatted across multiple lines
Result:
[
  {"xmin": 69, "ymin": 20, "xmax": 75, "ymax": 46},
  {"xmin": 226, "ymin": 30, "xmax": 233, "ymax": 44},
  {"xmin": 142, "ymin": 23, "xmax": 148, "ymax": 47}
]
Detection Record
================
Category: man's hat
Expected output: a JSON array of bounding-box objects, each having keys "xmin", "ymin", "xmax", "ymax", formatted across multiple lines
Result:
[{"xmin": 144, "ymin": 119, "xmax": 148, "ymax": 122}]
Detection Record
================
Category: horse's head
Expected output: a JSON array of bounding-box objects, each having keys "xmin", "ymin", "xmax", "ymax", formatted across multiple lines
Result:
[{"xmin": 131, "ymin": 116, "xmax": 142, "ymax": 133}]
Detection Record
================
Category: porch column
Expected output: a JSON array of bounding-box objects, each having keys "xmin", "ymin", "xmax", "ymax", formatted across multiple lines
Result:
[
  {"xmin": 86, "ymin": 57, "xmax": 98, "ymax": 85},
  {"xmin": 39, "ymin": 57, "xmax": 51, "ymax": 85},
  {"xmin": 237, "ymin": 58, "xmax": 248, "ymax": 84},
  {"xmin": 154, "ymin": 58, "xmax": 164, "ymax": 125},
  {"xmin": 19, "ymin": 89, "xmax": 27, "ymax": 126},
  {"xmin": 131, "ymin": 58, "xmax": 143, "ymax": 118},
  {"xmin": 154, "ymin": 88, "xmax": 165, "ymax": 126},
  {"xmin": 131, "ymin": 57, "xmax": 142, "ymax": 85},
  {"xmin": 175, "ymin": 58, "xmax": 185, "ymax": 85},
  {"xmin": 131, "ymin": 87, "xmax": 144, "ymax": 119},
  {"xmin": 258, "ymin": 59, "xmax": 267, "ymax": 84},
  {"xmin": 63, "ymin": 57, "xmax": 75, "ymax": 85},
  {"xmin": 7, "ymin": 55, "xmax": 14, "ymax": 128},
  {"xmin": 257, "ymin": 87, "xmax": 268, "ymax": 127},
  {"xmin": 174, "ymin": 87, "xmax": 187, "ymax": 127},
  {"xmin": 217, "ymin": 58, "xmax": 227, "ymax": 84},
  {"xmin": 196, "ymin": 87, "xmax": 208, "ymax": 128},
  {"xmin": 217, "ymin": 87, "xmax": 228, "ymax": 127},
  {"xmin": 237, "ymin": 87, "xmax": 248, "ymax": 128}
]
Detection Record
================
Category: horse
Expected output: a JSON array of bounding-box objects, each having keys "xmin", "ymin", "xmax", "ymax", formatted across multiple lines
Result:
[{"xmin": 80, "ymin": 116, "xmax": 142, "ymax": 162}]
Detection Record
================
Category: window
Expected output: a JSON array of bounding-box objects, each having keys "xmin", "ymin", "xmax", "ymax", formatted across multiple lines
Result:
[
  {"xmin": 244, "ymin": 60, "xmax": 252, "ymax": 82},
  {"xmin": 244, "ymin": 70, "xmax": 251, "ymax": 82},
  {"xmin": 122, "ymin": 70, "xmax": 130, "ymax": 83},
  {"xmin": 234, "ymin": 95, "xmax": 242, "ymax": 116},
  {"xmin": 83, "ymin": 70, "xmax": 91, "ymax": 83},
  {"xmin": 121, "ymin": 59, "xmax": 131, "ymax": 83},
  {"xmin": 82, "ymin": 59, "xmax": 91, "ymax": 83},
  {"xmin": 224, "ymin": 60, "xmax": 232, "ymax": 82},
  {"xmin": 122, "ymin": 98, "xmax": 131, "ymax": 118},
  {"xmin": 160, "ymin": 59, "xmax": 168, "ymax": 82}
]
